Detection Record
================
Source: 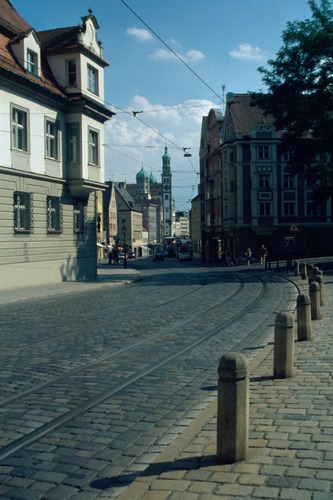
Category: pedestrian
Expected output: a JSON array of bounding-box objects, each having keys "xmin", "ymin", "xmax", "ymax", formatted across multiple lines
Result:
[
  {"xmin": 259, "ymin": 244, "xmax": 268, "ymax": 266},
  {"xmin": 245, "ymin": 248, "xmax": 252, "ymax": 267}
]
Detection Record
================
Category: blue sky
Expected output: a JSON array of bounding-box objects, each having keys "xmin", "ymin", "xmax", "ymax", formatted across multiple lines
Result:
[{"xmin": 13, "ymin": 0, "xmax": 314, "ymax": 210}]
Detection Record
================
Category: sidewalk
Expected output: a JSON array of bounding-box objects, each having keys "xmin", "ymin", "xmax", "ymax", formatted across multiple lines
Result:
[
  {"xmin": 0, "ymin": 262, "xmax": 142, "ymax": 305},
  {"xmin": 120, "ymin": 270, "xmax": 333, "ymax": 500}
]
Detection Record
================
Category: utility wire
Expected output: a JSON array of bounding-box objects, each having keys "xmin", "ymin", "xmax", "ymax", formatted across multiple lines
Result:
[{"xmin": 120, "ymin": 0, "xmax": 224, "ymax": 102}]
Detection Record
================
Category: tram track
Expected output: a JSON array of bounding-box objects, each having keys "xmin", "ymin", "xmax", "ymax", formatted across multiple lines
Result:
[{"xmin": 0, "ymin": 274, "xmax": 267, "ymax": 461}]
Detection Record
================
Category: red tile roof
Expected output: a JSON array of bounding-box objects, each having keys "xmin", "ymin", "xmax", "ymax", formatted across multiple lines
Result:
[
  {"xmin": 0, "ymin": 0, "xmax": 68, "ymax": 98},
  {"xmin": 0, "ymin": 0, "xmax": 31, "ymax": 34}
]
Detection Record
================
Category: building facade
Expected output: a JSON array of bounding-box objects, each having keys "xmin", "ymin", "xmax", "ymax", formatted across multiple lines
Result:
[
  {"xmin": 199, "ymin": 109, "xmax": 224, "ymax": 262},
  {"xmin": 199, "ymin": 93, "xmax": 333, "ymax": 264},
  {"xmin": 0, "ymin": 1, "xmax": 113, "ymax": 289}
]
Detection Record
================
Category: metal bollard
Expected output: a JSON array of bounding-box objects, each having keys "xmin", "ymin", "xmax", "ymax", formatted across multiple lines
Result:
[
  {"xmin": 217, "ymin": 352, "xmax": 249, "ymax": 464},
  {"xmin": 300, "ymin": 262, "xmax": 307, "ymax": 280},
  {"xmin": 274, "ymin": 312, "xmax": 294, "ymax": 379},
  {"xmin": 294, "ymin": 260, "xmax": 299, "ymax": 277},
  {"xmin": 314, "ymin": 275, "xmax": 324, "ymax": 307},
  {"xmin": 297, "ymin": 294, "xmax": 312, "ymax": 341},
  {"xmin": 309, "ymin": 281, "xmax": 321, "ymax": 320}
]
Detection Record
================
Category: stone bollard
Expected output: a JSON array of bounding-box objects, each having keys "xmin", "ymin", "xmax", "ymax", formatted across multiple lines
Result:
[
  {"xmin": 300, "ymin": 262, "xmax": 307, "ymax": 280},
  {"xmin": 294, "ymin": 260, "xmax": 299, "ymax": 277},
  {"xmin": 314, "ymin": 275, "xmax": 324, "ymax": 307},
  {"xmin": 217, "ymin": 352, "xmax": 249, "ymax": 464},
  {"xmin": 297, "ymin": 294, "xmax": 312, "ymax": 341},
  {"xmin": 274, "ymin": 312, "xmax": 294, "ymax": 379},
  {"xmin": 309, "ymin": 281, "xmax": 321, "ymax": 320},
  {"xmin": 307, "ymin": 264, "xmax": 314, "ymax": 282}
]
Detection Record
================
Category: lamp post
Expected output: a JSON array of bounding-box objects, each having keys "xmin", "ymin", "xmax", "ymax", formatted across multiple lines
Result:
[{"xmin": 122, "ymin": 224, "xmax": 127, "ymax": 269}]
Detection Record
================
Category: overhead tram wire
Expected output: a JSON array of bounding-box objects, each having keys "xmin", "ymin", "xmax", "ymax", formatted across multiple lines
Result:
[{"xmin": 120, "ymin": 0, "xmax": 224, "ymax": 103}]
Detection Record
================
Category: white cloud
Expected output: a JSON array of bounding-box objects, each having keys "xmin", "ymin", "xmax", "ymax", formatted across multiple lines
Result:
[
  {"xmin": 186, "ymin": 50, "xmax": 205, "ymax": 62},
  {"xmin": 126, "ymin": 27, "xmax": 153, "ymax": 42},
  {"xmin": 104, "ymin": 96, "xmax": 215, "ymax": 208},
  {"xmin": 149, "ymin": 48, "xmax": 205, "ymax": 63},
  {"xmin": 229, "ymin": 43, "xmax": 266, "ymax": 61},
  {"xmin": 149, "ymin": 48, "xmax": 179, "ymax": 61}
]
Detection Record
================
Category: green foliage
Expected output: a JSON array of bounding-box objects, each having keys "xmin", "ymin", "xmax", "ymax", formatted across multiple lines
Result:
[{"xmin": 253, "ymin": 0, "xmax": 333, "ymax": 203}]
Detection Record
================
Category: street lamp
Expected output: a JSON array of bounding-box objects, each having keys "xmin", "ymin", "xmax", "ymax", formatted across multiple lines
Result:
[{"xmin": 122, "ymin": 224, "xmax": 127, "ymax": 269}]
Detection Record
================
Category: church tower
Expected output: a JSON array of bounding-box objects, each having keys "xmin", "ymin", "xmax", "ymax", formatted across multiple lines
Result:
[{"xmin": 162, "ymin": 146, "xmax": 173, "ymax": 238}]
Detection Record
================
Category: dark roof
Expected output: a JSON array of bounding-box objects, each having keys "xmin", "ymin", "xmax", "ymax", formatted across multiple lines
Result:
[
  {"xmin": 227, "ymin": 94, "xmax": 275, "ymax": 136},
  {"xmin": 37, "ymin": 26, "xmax": 80, "ymax": 51}
]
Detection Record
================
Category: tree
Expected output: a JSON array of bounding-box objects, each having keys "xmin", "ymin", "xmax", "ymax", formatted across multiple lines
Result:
[{"xmin": 253, "ymin": 0, "xmax": 333, "ymax": 204}]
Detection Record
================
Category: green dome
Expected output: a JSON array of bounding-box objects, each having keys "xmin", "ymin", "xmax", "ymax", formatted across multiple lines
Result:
[
  {"xmin": 136, "ymin": 166, "xmax": 149, "ymax": 180},
  {"xmin": 149, "ymin": 172, "xmax": 157, "ymax": 183}
]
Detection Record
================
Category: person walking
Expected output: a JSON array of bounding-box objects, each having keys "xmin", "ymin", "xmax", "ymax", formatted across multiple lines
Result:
[
  {"xmin": 245, "ymin": 248, "xmax": 252, "ymax": 267},
  {"xmin": 259, "ymin": 244, "xmax": 268, "ymax": 266}
]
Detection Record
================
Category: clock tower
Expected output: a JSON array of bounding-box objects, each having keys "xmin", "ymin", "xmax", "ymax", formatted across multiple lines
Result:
[{"xmin": 162, "ymin": 146, "xmax": 173, "ymax": 238}]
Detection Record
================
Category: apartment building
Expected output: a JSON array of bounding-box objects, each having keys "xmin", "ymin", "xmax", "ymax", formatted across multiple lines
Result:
[
  {"xmin": 0, "ymin": 1, "xmax": 114, "ymax": 289},
  {"xmin": 199, "ymin": 93, "xmax": 333, "ymax": 263}
]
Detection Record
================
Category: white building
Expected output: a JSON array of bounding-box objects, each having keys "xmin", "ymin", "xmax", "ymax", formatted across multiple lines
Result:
[{"xmin": 0, "ymin": 1, "xmax": 114, "ymax": 289}]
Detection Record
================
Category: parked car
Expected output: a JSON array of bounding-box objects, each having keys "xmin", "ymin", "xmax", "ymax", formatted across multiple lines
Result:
[
  {"xmin": 153, "ymin": 248, "xmax": 165, "ymax": 261},
  {"xmin": 178, "ymin": 249, "xmax": 192, "ymax": 261}
]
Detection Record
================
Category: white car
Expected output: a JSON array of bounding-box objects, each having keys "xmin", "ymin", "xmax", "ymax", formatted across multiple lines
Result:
[{"xmin": 178, "ymin": 250, "xmax": 192, "ymax": 261}]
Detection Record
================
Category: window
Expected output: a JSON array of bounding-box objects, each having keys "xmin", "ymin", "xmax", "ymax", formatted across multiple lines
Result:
[
  {"xmin": 66, "ymin": 59, "xmax": 77, "ymax": 86},
  {"xmin": 258, "ymin": 173, "xmax": 270, "ymax": 188},
  {"xmin": 14, "ymin": 191, "xmax": 33, "ymax": 233},
  {"xmin": 67, "ymin": 124, "xmax": 79, "ymax": 162},
  {"xmin": 12, "ymin": 107, "xmax": 28, "ymax": 151},
  {"xmin": 259, "ymin": 202, "xmax": 271, "ymax": 216},
  {"xmin": 306, "ymin": 191, "xmax": 326, "ymax": 217},
  {"xmin": 88, "ymin": 128, "xmax": 99, "ymax": 165},
  {"xmin": 283, "ymin": 191, "xmax": 296, "ymax": 216},
  {"xmin": 27, "ymin": 50, "xmax": 38, "ymax": 75},
  {"xmin": 87, "ymin": 64, "xmax": 98, "ymax": 94},
  {"xmin": 74, "ymin": 200, "xmax": 86, "ymax": 233},
  {"xmin": 45, "ymin": 119, "xmax": 59, "ymax": 159},
  {"xmin": 47, "ymin": 196, "xmax": 62, "ymax": 233},
  {"xmin": 257, "ymin": 145, "xmax": 270, "ymax": 160},
  {"xmin": 283, "ymin": 167, "xmax": 295, "ymax": 188}
]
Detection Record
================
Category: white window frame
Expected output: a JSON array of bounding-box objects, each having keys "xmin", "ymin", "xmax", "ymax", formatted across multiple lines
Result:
[
  {"xmin": 45, "ymin": 119, "xmax": 59, "ymax": 160},
  {"xmin": 258, "ymin": 173, "xmax": 270, "ymax": 188},
  {"xmin": 87, "ymin": 64, "xmax": 99, "ymax": 94},
  {"xmin": 257, "ymin": 145, "xmax": 270, "ymax": 160},
  {"xmin": 11, "ymin": 105, "xmax": 29, "ymax": 151},
  {"xmin": 27, "ymin": 49, "xmax": 38, "ymax": 75},
  {"xmin": 88, "ymin": 128, "xmax": 99, "ymax": 165}
]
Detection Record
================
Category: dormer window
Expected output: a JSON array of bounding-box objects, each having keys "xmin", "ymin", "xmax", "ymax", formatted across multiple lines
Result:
[
  {"xmin": 87, "ymin": 64, "xmax": 99, "ymax": 94},
  {"xmin": 27, "ymin": 49, "xmax": 38, "ymax": 75},
  {"xmin": 66, "ymin": 59, "xmax": 77, "ymax": 86}
]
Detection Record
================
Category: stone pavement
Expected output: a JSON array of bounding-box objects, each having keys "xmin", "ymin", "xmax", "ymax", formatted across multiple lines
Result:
[
  {"xmin": 120, "ymin": 268, "xmax": 333, "ymax": 500},
  {"xmin": 0, "ymin": 262, "xmax": 142, "ymax": 305}
]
